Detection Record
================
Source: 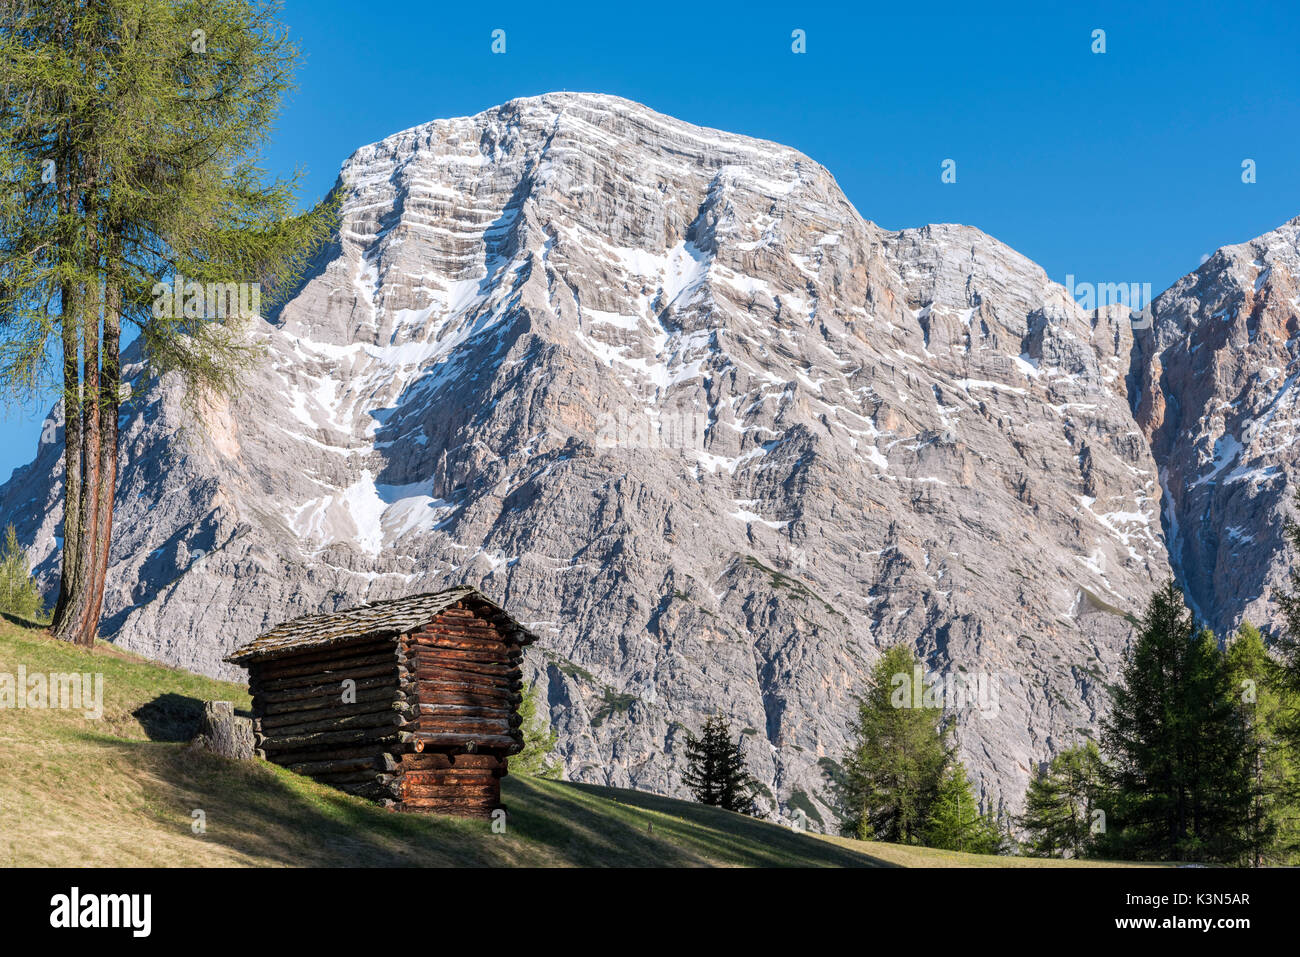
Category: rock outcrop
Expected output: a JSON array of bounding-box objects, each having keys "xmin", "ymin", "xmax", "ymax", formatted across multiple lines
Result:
[
  {"xmin": 1133, "ymin": 217, "xmax": 1300, "ymax": 635},
  {"xmin": 189, "ymin": 701, "xmax": 256, "ymax": 761}
]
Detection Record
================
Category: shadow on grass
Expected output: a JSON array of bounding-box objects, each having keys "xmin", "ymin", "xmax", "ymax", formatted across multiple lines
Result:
[
  {"xmin": 132, "ymin": 693, "xmax": 209, "ymax": 742},
  {"xmin": 130, "ymin": 738, "xmax": 505, "ymax": 866},
  {"xmin": 499, "ymin": 775, "xmax": 714, "ymax": 866},
  {"xmin": 65, "ymin": 726, "xmax": 891, "ymax": 867},
  {"xmin": 504, "ymin": 777, "xmax": 892, "ymax": 867},
  {"xmin": 0, "ymin": 610, "xmax": 49, "ymax": 629}
]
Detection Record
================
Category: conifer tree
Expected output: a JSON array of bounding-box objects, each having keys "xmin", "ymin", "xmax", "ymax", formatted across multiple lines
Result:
[
  {"xmin": 834, "ymin": 643, "xmax": 950, "ymax": 843},
  {"xmin": 1101, "ymin": 580, "xmax": 1254, "ymax": 862},
  {"xmin": 682, "ymin": 712, "xmax": 756, "ymax": 814},
  {"xmin": 0, "ymin": 524, "xmax": 45, "ymax": 622},
  {"xmin": 922, "ymin": 763, "xmax": 1001, "ymax": 854},
  {"xmin": 0, "ymin": 0, "xmax": 335, "ymax": 645},
  {"xmin": 1225, "ymin": 622, "xmax": 1300, "ymax": 865},
  {"xmin": 510, "ymin": 681, "xmax": 561, "ymax": 779},
  {"xmin": 1018, "ymin": 740, "xmax": 1105, "ymax": 858}
]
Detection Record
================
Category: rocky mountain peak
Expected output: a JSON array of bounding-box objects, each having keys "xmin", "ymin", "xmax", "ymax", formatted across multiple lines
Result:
[
  {"xmin": 5, "ymin": 93, "xmax": 1293, "ymax": 825},
  {"xmin": 1135, "ymin": 216, "xmax": 1300, "ymax": 631}
]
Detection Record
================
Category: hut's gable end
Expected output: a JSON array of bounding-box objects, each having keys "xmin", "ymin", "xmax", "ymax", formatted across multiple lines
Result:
[{"xmin": 396, "ymin": 603, "xmax": 528, "ymax": 816}]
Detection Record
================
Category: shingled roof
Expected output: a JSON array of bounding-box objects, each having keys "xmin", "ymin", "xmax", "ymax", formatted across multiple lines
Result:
[{"xmin": 225, "ymin": 586, "xmax": 538, "ymax": 665}]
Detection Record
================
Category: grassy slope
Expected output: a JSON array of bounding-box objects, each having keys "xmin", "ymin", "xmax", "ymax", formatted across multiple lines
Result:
[{"xmin": 0, "ymin": 621, "xmax": 1133, "ymax": 867}]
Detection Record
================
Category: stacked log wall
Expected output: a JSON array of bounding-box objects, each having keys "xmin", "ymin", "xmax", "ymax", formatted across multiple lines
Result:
[{"xmin": 248, "ymin": 636, "xmax": 410, "ymax": 804}]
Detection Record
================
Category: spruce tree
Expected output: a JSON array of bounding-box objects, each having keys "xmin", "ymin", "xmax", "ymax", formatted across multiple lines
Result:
[
  {"xmin": 834, "ymin": 643, "xmax": 950, "ymax": 843},
  {"xmin": 1101, "ymin": 580, "xmax": 1254, "ymax": 862},
  {"xmin": 1018, "ymin": 741, "xmax": 1105, "ymax": 858},
  {"xmin": 682, "ymin": 712, "xmax": 756, "ymax": 814}
]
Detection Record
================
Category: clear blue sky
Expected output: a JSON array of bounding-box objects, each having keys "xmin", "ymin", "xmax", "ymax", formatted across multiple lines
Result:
[{"xmin": 3, "ymin": 0, "xmax": 1298, "ymax": 481}]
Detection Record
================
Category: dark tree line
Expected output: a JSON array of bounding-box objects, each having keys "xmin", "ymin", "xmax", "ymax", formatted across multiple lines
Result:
[{"xmin": 1020, "ymin": 535, "xmax": 1300, "ymax": 864}]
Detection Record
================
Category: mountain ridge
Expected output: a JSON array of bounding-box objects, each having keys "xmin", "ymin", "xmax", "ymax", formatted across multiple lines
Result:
[{"xmin": 2, "ymin": 91, "xmax": 1295, "ymax": 827}]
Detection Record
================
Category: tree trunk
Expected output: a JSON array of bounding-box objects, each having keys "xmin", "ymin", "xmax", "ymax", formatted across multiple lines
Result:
[
  {"xmin": 85, "ymin": 265, "xmax": 120, "ymax": 642},
  {"xmin": 71, "ymin": 272, "xmax": 101, "ymax": 646},
  {"xmin": 52, "ymin": 193, "xmax": 102, "ymax": 646},
  {"xmin": 82, "ymin": 259, "xmax": 120, "ymax": 647},
  {"xmin": 49, "ymin": 125, "xmax": 84, "ymax": 641},
  {"xmin": 189, "ymin": 701, "xmax": 256, "ymax": 761},
  {"xmin": 49, "ymin": 280, "xmax": 82, "ymax": 637}
]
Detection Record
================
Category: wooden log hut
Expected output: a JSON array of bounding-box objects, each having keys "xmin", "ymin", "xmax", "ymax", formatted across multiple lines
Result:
[{"xmin": 224, "ymin": 586, "xmax": 538, "ymax": 818}]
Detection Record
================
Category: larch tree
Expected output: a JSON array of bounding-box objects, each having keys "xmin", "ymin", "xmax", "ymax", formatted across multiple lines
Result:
[
  {"xmin": 0, "ymin": 0, "xmax": 335, "ymax": 644},
  {"xmin": 511, "ymin": 681, "xmax": 562, "ymax": 779},
  {"xmin": 1226, "ymin": 622, "xmax": 1300, "ymax": 865},
  {"xmin": 0, "ymin": 523, "xmax": 45, "ymax": 621},
  {"xmin": 922, "ymin": 762, "xmax": 1001, "ymax": 854},
  {"xmin": 833, "ymin": 643, "xmax": 951, "ymax": 843}
]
